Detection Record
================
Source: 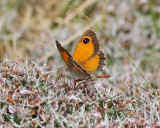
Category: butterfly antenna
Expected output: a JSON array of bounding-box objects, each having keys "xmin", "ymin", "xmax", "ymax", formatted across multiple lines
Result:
[{"xmin": 76, "ymin": 74, "xmax": 111, "ymax": 82}]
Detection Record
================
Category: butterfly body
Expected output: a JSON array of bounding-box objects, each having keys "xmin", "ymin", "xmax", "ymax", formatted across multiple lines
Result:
[{"xmin": 56, "ymin": 30, "xmax": 109, "ymax": 79}]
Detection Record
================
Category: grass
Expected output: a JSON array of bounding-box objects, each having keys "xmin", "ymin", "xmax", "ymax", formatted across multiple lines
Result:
[
  {"xmin": 1, "ymin": 58, "xmax": 159, "ymax": 127},
  {"xmin": 148, "ymin": 0, "xmax": 160, "ymax": 38},
  {"xmin": 0, "ymin": 0, "xmax": 19, "ymax": 17},
  {"xmin": 0, "ymin": 0, "xmax": 160, "ymax": 127}
]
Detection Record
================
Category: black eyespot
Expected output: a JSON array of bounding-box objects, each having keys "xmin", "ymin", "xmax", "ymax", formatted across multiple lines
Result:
[{"xmin": 83, "ymin": 38, "xmax": 90, "ymax": 44}]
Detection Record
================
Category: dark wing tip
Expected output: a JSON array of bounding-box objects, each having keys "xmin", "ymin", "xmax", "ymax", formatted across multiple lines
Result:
[{"xmin": 56, "ymin": 40, "xmax": 60, "ymax": 46}]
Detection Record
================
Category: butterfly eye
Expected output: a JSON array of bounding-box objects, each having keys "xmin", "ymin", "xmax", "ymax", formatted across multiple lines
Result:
[{"xmin": 83, "ymin": 38, "xmax": 90, "ymax": 44}]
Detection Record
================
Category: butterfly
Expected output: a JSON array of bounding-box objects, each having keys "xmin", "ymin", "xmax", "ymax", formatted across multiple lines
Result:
[{"xmin": 56, "ymin": 29, "xmax": 110, "ymax": 79}]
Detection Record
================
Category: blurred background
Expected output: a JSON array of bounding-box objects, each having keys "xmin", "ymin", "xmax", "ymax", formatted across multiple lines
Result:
[{"xmin": 0, "ymin": 0, "xmax": 160, "ymax": 87}]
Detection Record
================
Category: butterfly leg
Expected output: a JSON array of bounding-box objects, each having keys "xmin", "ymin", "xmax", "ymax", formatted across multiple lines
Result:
[{"xmin": 74, "ymin": 78, "xmax": 94, "ymax": 90}]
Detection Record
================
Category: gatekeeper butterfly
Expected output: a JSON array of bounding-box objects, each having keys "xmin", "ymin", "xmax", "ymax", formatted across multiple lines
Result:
[{"xmin": 56, "ymin": 29, "xmax": 110, "ymax": 79}]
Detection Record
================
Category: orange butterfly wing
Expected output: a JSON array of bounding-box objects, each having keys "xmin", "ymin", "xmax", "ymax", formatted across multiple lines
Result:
[
  {"xmin": 73, "ymin": 30, "xmax": 99, "ymax": 62},
  {"xmin": 73, "ymin": 30, "xmax": 106, "ymax": 73},
  {"xmin": 80, "ymin": 51, "xmax": 106, "ymax": 73},
  {"xmin": 56, "ymin": 30, "xmax": 108, "ymax": 78},
  {"xmin": 56, "ymin": 40, "xmax": 71, "ymax": 66}
]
